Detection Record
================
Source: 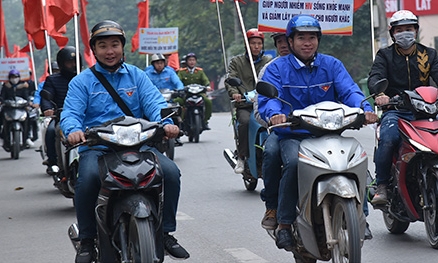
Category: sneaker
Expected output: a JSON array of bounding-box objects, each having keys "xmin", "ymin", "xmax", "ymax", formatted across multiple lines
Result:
[
  {"xmin": 371, "ymin": 184, "xmax": 388, "ymax": 205},
  {"xmin": 275, "ymin": 228, "xmax": 294, "ymax": 251},
  {"xmin": 203, "ymin": 123, "xmax": 211, "ymax": 130},
  {"xmin": 261, "ymin": 209, "xmax": 277, "ymax": 230},
  {"xmin": 75, "ymin": 238, "xmax": 95, "ymax": 263},
  {"xmin": 234, "ymin": 158, "xmax": 245, "ymax": 174},
  {"xmin": 364, "ymin": 222, "xmax": 373, "ymax": 240},
  {"xmin": 163, "ymin": 233, "xmax": 190, "ymax": 260},
  {"xmin": 26, "ymin": 138, "xmax": 34, "ymax": 147},
  {"xmin": 175, "ymin": 138, "xmax": 184, "ymax": 146}
]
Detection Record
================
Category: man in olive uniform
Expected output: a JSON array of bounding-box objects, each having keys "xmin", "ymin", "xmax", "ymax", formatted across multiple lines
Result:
[{"xmin": 177, "ymin": 52, "xmax": 212, "ymax": 130}]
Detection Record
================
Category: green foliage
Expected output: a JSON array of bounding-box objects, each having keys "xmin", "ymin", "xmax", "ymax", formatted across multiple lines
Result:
[{"xmin": 2, "ymin": 0, "xmax": 373, "ymax": 82}]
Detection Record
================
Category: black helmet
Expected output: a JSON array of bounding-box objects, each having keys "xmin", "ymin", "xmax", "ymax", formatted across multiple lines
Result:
[
  {"xmin": 186, "ymin": 53, "xmax": 196, "ymax": 60},
  {"xmin": 56, "ymin": 46, "xmax": 80, "ymax": 78},
  {"xmin": 48, "ymin": 61, "xmax": 59, "ymax": 74},
  {"xmin": 89, "ymin": 20, "xmax": 126, "ymax": 47}
]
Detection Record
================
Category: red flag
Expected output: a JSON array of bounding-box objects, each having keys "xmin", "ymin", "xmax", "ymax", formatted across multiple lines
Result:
[
  {"xmin": 0, "ymin": 0, "xmax": 11, "ymax": 56},
  {"xmin": 46, "ymin": 0, "xmax": 79, "ymax": 32},
  {"xmin": 79, "ymin": 0, "xmax": 94, "ymax": 67},
  {"xmin": 210, "ymin": 0, "xmax": 224, "ymax": 3},
  {"xmin": 166, "ymin": 53, "xmax": 180, "ymax": 71},
  {"xmin": 131, "ymin": 1, "xmax": 149, "ymax": 53},
  {"xmin": 45, "ymin": 3, "xmax": 69, "ymax": 47},
  {"xmin": 22, "ymin": 0, "xmax": 46, "ymax": 50},
  {"xmin": 354, "ymin": 0, "xmax": 367, "ymax": 12}
]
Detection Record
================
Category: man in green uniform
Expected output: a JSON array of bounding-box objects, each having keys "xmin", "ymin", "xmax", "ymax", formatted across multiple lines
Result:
[{"xmin": 177, "ymin": 52, "xmax": 212, "ymax": 130}]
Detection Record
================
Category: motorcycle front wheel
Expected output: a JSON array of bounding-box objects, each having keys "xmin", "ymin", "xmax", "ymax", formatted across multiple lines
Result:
[
  {"xmin": 383, "ymin": 211, "xmax": 410, "ymax": 234},
  {"xmin": 193, "ymin": 114, "xmax": 202, "ymax": 143},
  {"xmin": 424, "ymin": 170, "xmax": 438, "ymax": 249},
  {"xmin": 165, "ymin": 139, "xmax": 175, "ymax": 160},
  {"xmin": 11, "ymin": 130, "xmax": 20, "ymax": 159},
  {"xmin": 128, "ymin": 216, "xmax": 156, "ymax": 263},
  {"xmin": 331, "ymin": 196, "xmax": 361, "ymax": 263}
]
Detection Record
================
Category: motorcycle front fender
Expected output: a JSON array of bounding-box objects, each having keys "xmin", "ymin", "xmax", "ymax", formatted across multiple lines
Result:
[
  {"xmin": 12, "ymin": 121, "xmax": 22, "ymax": 131},
  {"xmin": 112, "ymin": 194, "xmax": 157, "ymax": 225},
  {"xmin": 316, "ymin": 176, "xmax": 361, "ymax": 206}
]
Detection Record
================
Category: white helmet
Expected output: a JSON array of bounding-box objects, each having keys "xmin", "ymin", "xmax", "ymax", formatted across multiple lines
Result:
[
  {"xmin": 151, "ymin": 53, "xmax": 166, "ymax": 64},
  {"xmin": 389, "ymin": 10, "xmax": 418, "ymax": 29}
]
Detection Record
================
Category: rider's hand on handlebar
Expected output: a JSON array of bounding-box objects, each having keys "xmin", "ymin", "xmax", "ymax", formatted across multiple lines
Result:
[
  {"xmin": 364, "ymin": 112, "xmax": 379, "ymax": 125},
  {"xmin": 269, "ymin": 114, "xmax": 287, "ymax": 125},
  {"xmin": 44, "ymin": 109, "xmax": 54, "ymax": 117},
  {"xmin": 164, "ymin": 124, "xmax": 180, "ymax": 139},
  {"xmin": 374, "ymin": 94, "xmax": 390, "ymax": 106},
  {"xmin": 232, "ymin": 93, "xmax": 242, "ymax": 102},
  {"xmin": 68, "ymin": 130, "xmax": 86, "ymax": 145}
]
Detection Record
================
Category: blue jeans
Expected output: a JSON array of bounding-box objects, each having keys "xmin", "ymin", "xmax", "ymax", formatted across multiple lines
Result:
[
  {"xmin": 261, "ymin": 132, "xmax": 282, "ymax": 210},
  {"xmin": 277, "ymin": 137, "xmax": 304, "ymax": 224},
  {"xmin": 45, "ymin": 120, "xmax": 57, "ymax": 166},
  {"xmin": 375, "ymin": 110, "xmax": 414, "ymax": 185},
  {"xmin": 75, "ymin": 146, "xmax": 181, "ymax": 240}
]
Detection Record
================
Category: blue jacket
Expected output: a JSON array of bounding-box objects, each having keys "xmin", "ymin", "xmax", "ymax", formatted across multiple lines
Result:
[
  {"xmin": 144, "ymin": 65, "xmax": 183, "ymax": 90},
  {"xmin": 258, "ymin": 53, "xmax": 373, "ymax": 139},
  {"xmin": 61, "ymin": 62, "xmax": 172, "ymax": 142}
]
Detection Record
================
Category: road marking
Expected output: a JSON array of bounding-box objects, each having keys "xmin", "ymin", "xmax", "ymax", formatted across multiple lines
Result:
[
  {"xmin": 176, "ymin": 211, "xmax": 194, "ymax": 220},
  {"xmin": 224, "ymin": 248, "xmax": 268, "ymax": 263}
]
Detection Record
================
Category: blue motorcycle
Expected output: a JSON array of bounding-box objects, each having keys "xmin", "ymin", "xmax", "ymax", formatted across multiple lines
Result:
[{"xmin": 223, "ymin": 78, "xmax": 268, "ymax": 191}]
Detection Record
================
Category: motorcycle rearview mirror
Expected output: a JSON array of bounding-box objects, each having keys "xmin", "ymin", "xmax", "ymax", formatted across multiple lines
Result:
[
  {"xmin": 256, "ymin": 81, "xmax": 293, "ymax": 110},
  {"xmin": 40, "ymin": 89, "xmax": 54, "ymax": 101},
  {"xmin": 160, "ymin": 106, "xmax": 181, "ymax": 121},
  {"xmin": 40, "ymin": 89, "xmax": 58, "ymax": 109},
  {"xmin": 360, "ymin": 78, "xmax": 388, "ymax": 108},
  {"xmin": 225, "ymin": 77, "xmax": 242, "ymax": 87}
]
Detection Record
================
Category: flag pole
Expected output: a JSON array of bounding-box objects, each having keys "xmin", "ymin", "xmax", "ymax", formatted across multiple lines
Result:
[
  {"xmin": 370, "ymin": 0, "xmax": 376, "ymax": 61},
  {"xmin": 233, "ymin": 0, "xmax": 258, "ymax": 82},
  {"xmin": 215, "ymin": 0, "xmax": 227, "ymax": 73},
  {"xmin": 42, "ymin": 0, "xmax": 52, "ymax": 74},
  {"xmin": 28, "ymin": 40, "xmax": 38, "ymax": 88},
  {"xmin": 74, "ymin": 14, "xmax": 80, "ymax": 74}
]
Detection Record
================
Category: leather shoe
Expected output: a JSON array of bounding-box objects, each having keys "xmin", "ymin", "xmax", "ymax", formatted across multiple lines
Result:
[{"xmin": 275, "ymin": 228, "xmax": 293, "ymax": 251}]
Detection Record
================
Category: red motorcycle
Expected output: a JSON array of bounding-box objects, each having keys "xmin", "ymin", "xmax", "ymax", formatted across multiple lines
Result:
[{"xmin": 371, "ymin": 85, "xmax": 438, "ymax": 248}]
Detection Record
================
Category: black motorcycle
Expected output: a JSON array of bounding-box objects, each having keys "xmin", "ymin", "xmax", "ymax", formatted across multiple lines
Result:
[
  {"xmin": 40, "ymin": 89, "xmax": 78, "ymax": 199},
  {"xmin": 183, "ymin": 84, "xmax": 207, "ymax": 143},
  {"xmin": 159, "ymin": 88, "xmax": 184, "ymax": 160},
  {"xmin": 2, "ymin": 95, "xmax": 29, "ymax": 159},
  {"xmin": 68, "ymin": 116, "xmax": 166, "ymax": 262}
]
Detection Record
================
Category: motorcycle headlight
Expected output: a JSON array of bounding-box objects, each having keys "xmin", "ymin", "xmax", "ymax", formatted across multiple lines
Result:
[
  {"xmin": 411, "ymin": 98, "xmax": 438, "ymax": 115},
  {"xmin": 409, "ymin": 138, "xmax": 432, "ymax": 152},
  {"xmin": 301, "ymin": 109, "xmax": 358, "ymax": 130},
  {"xmin": 98, "ymin": 123, "xmax": 156, "ymax": 146}
]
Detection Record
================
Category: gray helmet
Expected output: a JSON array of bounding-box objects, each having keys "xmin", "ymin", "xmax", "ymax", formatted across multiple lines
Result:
[{"xmin": 151, "ymin": 53, "xmax": 166, "ymax": 64}]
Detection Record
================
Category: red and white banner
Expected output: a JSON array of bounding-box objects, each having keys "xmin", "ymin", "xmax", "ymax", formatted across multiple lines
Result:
[{"xmin": 386, "ymin": 0, "xmax": 438, "ymax": 17}]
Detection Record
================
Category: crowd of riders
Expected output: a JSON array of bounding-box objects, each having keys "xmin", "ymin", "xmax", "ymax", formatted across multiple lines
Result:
[{"xmin": 1, "ymin": 8, "xmax": 436, "ymax": 262}]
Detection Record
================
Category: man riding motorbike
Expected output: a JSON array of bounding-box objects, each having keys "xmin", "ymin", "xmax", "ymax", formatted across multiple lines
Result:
[
  {"xmin": 1, "ymin": 69, "xmax": 32, "ymax": 151},
  {"xmin": 177, "ymin": 52, "xmax": 213, "ymax": 130},
  {"xmin": 225, "ymin": 28, "xmax": 271, "ymax": 174},
  {"xmin": 258, "ymin": 15, "xmax": 378, "ymax": 251},
  {"xmin": 368, "ymin": 10, "xmax": 438, "ymax": 205},
  {"xmin": 40, "ymin": 46, "xmax": 80, "ymax": 174},
  {"xmin": 145, "ymin": 53, "xmax": 185, "ymax": 145},
  {"xmin": 60, "ymin": 20, "xmax": 189, "ymax": 263}
]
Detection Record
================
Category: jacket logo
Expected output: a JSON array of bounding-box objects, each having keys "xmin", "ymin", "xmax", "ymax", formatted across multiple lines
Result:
[
  {"xmin": 126, "ymin": 91, "xmax": 134, "ymax": 97},
  {"xmin": 321, "ymin": 85, "xmax": 330, "ymax": 92}
]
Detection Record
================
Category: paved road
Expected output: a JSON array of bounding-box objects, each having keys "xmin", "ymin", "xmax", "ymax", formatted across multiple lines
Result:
[{"xmin": 1, "ymin": 112, "xmax": 437, "ymax": 262}]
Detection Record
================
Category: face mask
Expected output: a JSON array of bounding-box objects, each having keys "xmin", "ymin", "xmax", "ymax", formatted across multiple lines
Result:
[
  {"xmin": 394, "ymin": 31, "xmax": 416, "ymax": 49},
  {"xmin": 10, "ymin": 77, "xmax": 19, "ymax": 85}
]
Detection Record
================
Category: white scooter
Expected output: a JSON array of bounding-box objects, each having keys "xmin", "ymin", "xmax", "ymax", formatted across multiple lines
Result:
[{"xmin": 256, "ymin": 79, "xmax": 387, "ymax": 263}]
